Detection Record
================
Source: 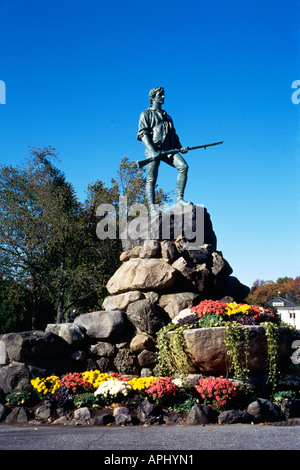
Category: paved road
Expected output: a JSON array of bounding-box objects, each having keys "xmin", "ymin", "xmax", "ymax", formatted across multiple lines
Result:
[{"xmin": 0, "ymin": 423, "xmax": 299, "ymax": 452}]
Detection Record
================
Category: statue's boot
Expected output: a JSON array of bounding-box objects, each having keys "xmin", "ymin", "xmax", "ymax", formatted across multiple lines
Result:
[
  {"xmin": 176, "ymin": 170, "xmax": 192, "ymax": 206},
  {"xmin": 146, "ymin": 181, "xmax": 160, "ymax": 216}
]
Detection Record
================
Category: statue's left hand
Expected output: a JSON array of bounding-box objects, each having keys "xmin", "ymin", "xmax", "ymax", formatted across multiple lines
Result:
[{"xmin": 180, "ymin": 146, "xmax": 189, "ymax": 154}]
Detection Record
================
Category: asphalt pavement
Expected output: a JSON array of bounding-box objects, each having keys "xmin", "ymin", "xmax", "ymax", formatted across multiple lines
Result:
[{"xmin": 0, "ymin": 423, "xmax": 299, "ymax": 454}]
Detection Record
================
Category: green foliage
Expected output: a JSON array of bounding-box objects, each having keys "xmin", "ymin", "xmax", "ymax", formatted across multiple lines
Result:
[
  {"xmin": 263, "ymin": 322, "xmax": 280, "ymax": 398},
  {"xmin": 273, "ymin": 390, "xmax": 297, "ymax": 403},
  {"xmin": 5, "ymin": 390, "xmax": 32, "ymax": 406},
  {"xmin": 198, "ymin": 312, "xmax": 225, "ymax": 328},
  {"xmin": 0, "ymin": 150, "xmax": 172, "ymax": 329},
  {"xmin": 224, "ymin": 322, "xmax": 250, "ymax": 383},
  {"xmin": 73, "ymin": 393, "xmax": 100, "ymax": 408},
  {"xmin": 168, "ymin": 392, "xmax": 198, "ymax": 413}
]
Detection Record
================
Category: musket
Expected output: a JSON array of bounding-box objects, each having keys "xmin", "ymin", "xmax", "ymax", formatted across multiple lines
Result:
[{"xmin": 136, "ymin": 141, "xmax": 223, "ymax": 168}]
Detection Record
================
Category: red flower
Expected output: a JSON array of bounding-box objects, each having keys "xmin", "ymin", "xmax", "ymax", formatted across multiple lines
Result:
[
  {"xmin": 191, "ymin": 300, "xmax": 227, "ymax": 318},
  {"xmin": 195, "ymin": 376, "xmax": 238, "ymax": 409}
]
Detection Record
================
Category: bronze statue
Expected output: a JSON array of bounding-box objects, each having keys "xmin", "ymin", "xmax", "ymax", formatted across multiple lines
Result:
[{"xmin": 137, "ymin": 87, "xmax": 190, "ymax": 215}]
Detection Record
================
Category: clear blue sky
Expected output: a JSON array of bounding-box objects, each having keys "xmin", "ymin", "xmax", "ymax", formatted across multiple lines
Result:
[{"xmin": 0, "ymin": 0, "xmax": 299, "ymax": 289}]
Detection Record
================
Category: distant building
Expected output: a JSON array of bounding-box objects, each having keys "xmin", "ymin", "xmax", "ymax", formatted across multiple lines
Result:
[{"xmin": 267, "ymin": 296, "xmax": 300, "ymax": 330}]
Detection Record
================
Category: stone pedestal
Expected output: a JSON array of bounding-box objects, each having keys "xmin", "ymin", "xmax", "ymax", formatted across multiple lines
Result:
[{"xmin": 167, "ymin": 325, "xmax": 293, "ymax": 375}]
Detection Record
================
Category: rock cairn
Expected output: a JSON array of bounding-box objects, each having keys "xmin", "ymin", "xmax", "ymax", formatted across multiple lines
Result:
[{"xmin": 0, "ymin": 206, "xmax": 251, "ymax": 390}]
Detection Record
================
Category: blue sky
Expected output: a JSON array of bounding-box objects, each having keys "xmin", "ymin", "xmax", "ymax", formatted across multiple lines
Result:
[{"xmin": 0, "ymin": 0, "xmax": 299, "ymax": 288}]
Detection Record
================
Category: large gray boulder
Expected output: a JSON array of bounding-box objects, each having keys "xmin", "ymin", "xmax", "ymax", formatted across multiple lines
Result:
[
  {"xmin": 74, "ymin": 310, "xmax": 127, "ymax": 341},
  {"xmin": 126, "ymin": 299, "xmax": 167, "ymax": 335},
  {"xmin": 45, "ymin": 323, "xmax": 86, "ymax": 346},
  {"xmin": 1, "ymin": 331, "xmax": 68, "ymax": 365},
  {"xmin": 0, "ymin": 364, "xmax": 40, "ymax": 394}
]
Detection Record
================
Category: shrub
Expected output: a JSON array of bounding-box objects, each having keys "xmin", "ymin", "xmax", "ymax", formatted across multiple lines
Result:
[
  {"xmin": 195, "ymin": 376, "xmax": 238, "ymax": 410},
  {"xmin": 5, "ymin": 390, "xmax": 32, "ymax": 406},
  {"xmin": 273, "ymin": 390, "xmax": 297, "ymax": 403},
  {"xmin": 73, "ymin": 393, "xmax": 100, "ymax": 408},
  {"xmin": 144, "ymin": 377, "xmax": 179, "ymax": 404}
]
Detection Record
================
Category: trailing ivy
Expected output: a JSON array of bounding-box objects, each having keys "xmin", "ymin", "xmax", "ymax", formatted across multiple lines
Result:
[
  {"xmin": 156, "ymin": 323, "xmax": 177, "ymax": 376},
  {"xmin": 263, "ymin": 322, "xmax": 280, "ymax": 398},
  {"xmin": 224, "ymin": 322, "xmax": 250, "ymax": 384},
  {"xmin": 156, "ymin": 322, "xmax": 197, "ymax": 377}
]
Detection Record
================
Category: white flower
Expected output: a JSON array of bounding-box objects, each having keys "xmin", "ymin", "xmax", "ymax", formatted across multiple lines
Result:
[
  {"xmin": 94, "ymin": 380, "xmax": 132, "ymax": 397},
  {"xmin": 172, "ymin": 308, "xmax": 194, "ymax": 324},
  {"xmin": 172, "ymin": 378, "xmax": 183, "ymax": 387}
]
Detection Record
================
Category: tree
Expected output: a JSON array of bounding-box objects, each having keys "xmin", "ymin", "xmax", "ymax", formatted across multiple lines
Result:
[
  {"xmin": 110, "ymin": 156, "xmax": 174, "ymax": 208},
  {"xmin": 246, "ymin": 277, "xmax": 300, "ymax": 307},
  {"xmin": 0, "ymin": 147, "xmax": 96, "ymax": 324},
  {"xmin": 0, "ymin": 151, "xmax": 172, "ymax": 328}
]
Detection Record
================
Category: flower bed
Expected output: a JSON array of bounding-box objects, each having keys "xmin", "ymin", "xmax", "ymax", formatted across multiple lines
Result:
[
  {"xmin": 0, "ymin": 300, "xmax": 299, "ymax": 426},
  {"xmin": 157, "ymin": 300, "xmax": 296, "ymax": 394},
  {"xmin": 1, "ymin": 367, "xmax": 299, "ymax": 426}
]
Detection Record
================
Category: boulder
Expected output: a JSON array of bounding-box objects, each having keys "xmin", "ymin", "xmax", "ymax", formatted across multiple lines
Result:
[
  {"xmin": 88, "ymin": 342, "xmax": 116, "ymax": 358},
  {"xmin": 218, "ymin": 409, "xmax": 253, "ymax": 424},
  {"xmin": 74, "ymin": 310, "xmax": 127, "ymax": 341},
  {"xmin": 140, "ymin": 239, "xmax": 161, "ymax": 259},
  {"xmin": 113, "ymin": 406, "xmax": 133, "ymax": 426},
  {"xmin": 158, "ymin": 292, "xmax": 202, "ymax": 320},
  {"xmin": 106, "ymin": 258, "xmax": 177, "ymax": 294},
  {"xmin": 136, "ymin": 398, "xmax": 163, "ymax": 425},
  {"xmin": 113, "ymin": 349, "xmax": 139, "ymax": 375},
  {"xmin": 160, "ymin": 240, "xmax": 178, "ymax": 263},
  {"xmin": 247, "ymin": 398, "xmax": 282, "ymax": 423},
  {"xmin": 226, "ymin": 276, "xmax": 250, "ymax": 302},
  {"xmin": 0, "ymin": 364, "xmax": 39, "ymax": 394},
  {"xmin": 129, "ymin": 333, "xmax": 156, "ymax": 353},
  {"xmin": 5, "ymin": 406, "xmax": 32, "ymax": 424},
  {"xmin": 121, "ymin": 205, "xmax": 217, "ymax": 252},
  {"xmin": 186, "ymin": 404, "xmax": 218, "ymax": 425},
  {"xmin": 167, "ymin": 326, "xmax": 293, "ymax": 375},
  {"xmin": 0, "ymin": 340, "xmax": 8, "ymax": 365},
  {"xmin": 171, "ymin": 257, "xmax": 212, "ymax": 293},
  {"xmin": 45, "ymin": 323, "xmax": 86, "ymax": 346},
  {"xmin": 126, "ymin": 299, "xmax": 167, "ymax": 335},
  {"xmin": 1, "ymin": 330, "xmax": 68, "ymax": 365},
  {"xmin": 74, "ymin": 407, "xmax": 91, "ymax": 421},
  {"xmin": 102, "ymin": 290, "xmax": 145, "ymax": 311},
  {"xmin": 137, "ymin": 349, "xmax": 157, "ymax": 367},
  {"xmin": 35, "ymin": 403, "xmax": 52, "ymax": 420},
  {"xmin": 0, "ymin": 403, "xmax": 9, "ymax": 422}
]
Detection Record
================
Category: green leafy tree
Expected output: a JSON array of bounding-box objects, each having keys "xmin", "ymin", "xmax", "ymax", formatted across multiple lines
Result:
[
  {"xmin": 0, "ymin": 147, "xmax": 95, "ymax": 324},
  {"xmin": 0, "ymin": 150, "xmax": 173, "ymax": 329}
]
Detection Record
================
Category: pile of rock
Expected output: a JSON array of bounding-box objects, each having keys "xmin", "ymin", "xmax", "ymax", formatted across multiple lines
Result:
[{"xmin": 0, "ymin": 205, "xmax": 251, "ymax": 390}]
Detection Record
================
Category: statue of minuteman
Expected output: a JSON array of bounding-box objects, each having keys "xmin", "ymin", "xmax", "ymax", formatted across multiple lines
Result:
[{"xmin": 137, "ymin": 87, "xmax": 191, "ymax": 215}]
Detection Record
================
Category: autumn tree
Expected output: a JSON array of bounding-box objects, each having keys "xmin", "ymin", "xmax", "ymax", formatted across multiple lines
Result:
[{"xmin": 246, "ymin": 277, "xmax": 300, "ymax": 307}]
